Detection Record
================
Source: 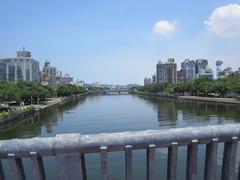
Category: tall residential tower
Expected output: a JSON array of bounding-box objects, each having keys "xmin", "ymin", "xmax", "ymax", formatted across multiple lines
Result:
[
  {"xmin": 181, "ymin": 59, "xmax": 196, "ymax": 80},
  {"xmin": 156, "ymin": 58, "xmax": 177, "ymax": 84}
]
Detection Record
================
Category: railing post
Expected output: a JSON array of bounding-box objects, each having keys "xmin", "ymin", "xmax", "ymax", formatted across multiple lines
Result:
[
  {"xmin": 186, "ymin": 140, "xmax": 198, "ymax": 180},
  {"xmin": 0, "ymin": 160, "xmax": 5, "ymax": 180},
  {"xmin": 167, "ymin": 142, "xmax": 178, "ymax": 180},
  {"xmin": 8, "ymin": 154, "xmax": 26, "ymax": 180},
  {"xmin": 239, "ymin": 163, "xmax": 240, "ymax": 180},
  {"xmin": 30, "ymin": 152, "xmax": 46, "ymax": 180},
  {"xmin": 81, "ymin": 154, "xmax": 87, "ymax": 180},
  {"xmin": 204, "ymin": 138, "xmax": 218, "ymax": 180},
  {"xmin": 100, "ymin": 146, "xmax": 108, "ymax": 180},
  {"xmin": 221, "ymin": 137, "xmax": 238, "ymax": 180},
  {"xmin": 54, "ymin": 134, "xmax": 83, "ymax": 180},
  {"xmin": 147, "ymin": 144, "xmax": 156, "ymax": 180},
  {"xmin": 125, "ymin": 145, "xmax": 133, "ymax": 180}
]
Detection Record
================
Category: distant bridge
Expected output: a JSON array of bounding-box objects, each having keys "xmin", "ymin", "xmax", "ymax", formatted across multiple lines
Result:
[
  {"xmin": 88, "ymin": 90, "xmax": 133, "ymax": 95},
  {"xmin": 102, "ymin": 90, "xmax": 132, "ymax": 94}
]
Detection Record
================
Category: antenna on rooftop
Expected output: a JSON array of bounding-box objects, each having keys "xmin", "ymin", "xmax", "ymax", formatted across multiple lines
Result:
[{"xmin": 23, "ymin": 45, "xmax": 25, "ymax": 51}]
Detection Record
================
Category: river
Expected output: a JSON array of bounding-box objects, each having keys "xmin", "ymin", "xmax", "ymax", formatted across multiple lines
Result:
[{"xmin": 0, "ymin": 94, "xmax": 239, "ymax": 179}]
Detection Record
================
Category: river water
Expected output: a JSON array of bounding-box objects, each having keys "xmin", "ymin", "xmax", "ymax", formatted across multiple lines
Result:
[{"xmin": 0, "ymin": 94, "xmax": 240, "ymax": 179}]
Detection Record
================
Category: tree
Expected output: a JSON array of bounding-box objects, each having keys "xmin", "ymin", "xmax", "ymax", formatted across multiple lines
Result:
[
  {"xmin": 56, "ymin": 84, "xmax": 86, "ymax": 97},
  {"xmin": 17, "ymin": 81, "xmax": 53, "ymax": 104},
  {"xmin": 0, "ymin": 81, "xmax": 20, "ymax": 103},
  {"xmin": 173, "ymin": 83, "xmax": 185, "ymax": 95},
  {"xmin": 210, "ymin": 81, "xmax": 229, "ymax": 97}
]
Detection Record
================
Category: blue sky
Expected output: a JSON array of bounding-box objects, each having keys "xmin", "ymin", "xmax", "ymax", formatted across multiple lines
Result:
[{"xmin": 0, "ymin": 0, "xmax": 240, "ymax": 85}]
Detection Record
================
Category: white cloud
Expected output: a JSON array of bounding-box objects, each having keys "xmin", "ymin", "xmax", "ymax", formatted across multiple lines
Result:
[
  {"xmin": 205, "ymin": 4, "xmax": 240, "ymax": 37},
  {"xmin": 153, "ymin": 20, "xmax": 176, "ymax": 36}
]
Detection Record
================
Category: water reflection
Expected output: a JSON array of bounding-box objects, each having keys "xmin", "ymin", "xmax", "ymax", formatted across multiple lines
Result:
[
  {"xmin": 0, "ymin": 96, "xmax": 87, "ymax": 140},
  {"xmin": 136, "ymin": 95, "xmax": 240, "ymax": 128}
]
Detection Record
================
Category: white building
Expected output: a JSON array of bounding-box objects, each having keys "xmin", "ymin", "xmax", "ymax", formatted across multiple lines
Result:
[{"xmin": 0, "ymin": 48, "xmax": 40, "ymax": 83}]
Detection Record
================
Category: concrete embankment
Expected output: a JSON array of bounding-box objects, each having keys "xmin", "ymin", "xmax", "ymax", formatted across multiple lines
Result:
[
  {"xmin": 134, "ymin": 91, "xmax": 240, "ymax": 105},
  {"xmin": 33, "ymin": 97, "xmax": 68, "ymax": 111},
  {"xmin": 0, "ymin": 107, "xmax": 36, "ymax": 125},
  {"xmin": 178, "ymin": 96, "xmax": 240, "ymax": 105},
  {"xmin": 134, "ymin": 91, "xmax": 177, "ymax": 99},
  {"xmin": 35, "ymin": 94, "xmax": 86, "ymax": 111},
  {"xmin": 0, "ymin": 94, "xmax": 86, "ymax": 125}
]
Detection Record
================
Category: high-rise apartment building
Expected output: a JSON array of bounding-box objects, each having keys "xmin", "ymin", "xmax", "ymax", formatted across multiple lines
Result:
[
  {"xmin": 0, "ymin": 48, "xmax": 40, "ymax": 83},
  {"xmin": 144, "ymin": 77, "xmax": 152, "ymax": 85},
  {"xmin": 181, "ymin": 59, "xmax": 196, "ymax": 80},
  {"xmin": 41, "ymin": 61, "xmax": 57, "ymax": 85},
  {"xmin": 195, "ymin": 59, "xmax": 214, "ymax": 79},
  {"xmin": 152, "ymin": 74, "xmax": 157, "ymax": 83},
  {"xmin": 195, "ymin": 59, "xmax": 208, "ymax": 74},
  {"xmin": 156, "ymin": 58, "xmax": 177, "ymax": 84},
  {"xmin": 179, "ymin": 59, "xmax": 213, "ymax": 80}
]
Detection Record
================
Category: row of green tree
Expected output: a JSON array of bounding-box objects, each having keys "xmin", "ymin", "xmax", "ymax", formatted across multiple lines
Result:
[
  {"xmin": 0, "ymin": 81, "xmax": 87, "ymax": 104},
  {"xmin": 137, "ymin": 75, "xmax": 240, "ymax": 97}
]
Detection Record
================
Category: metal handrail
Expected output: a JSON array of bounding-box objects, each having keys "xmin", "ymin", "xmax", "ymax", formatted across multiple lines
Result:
[{"xmin": 0, "ymin": 123, "xmax": 239, "ymax": 180}]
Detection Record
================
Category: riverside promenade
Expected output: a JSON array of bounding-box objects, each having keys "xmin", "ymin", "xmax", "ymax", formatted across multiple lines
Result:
[
  {"xmin": 33, "ymin": 97, "xmax": 67, "ymax": 111},
  {"xmin": 0, "ymin": 98, "xmax": 66, "ymax": 126},
  {"xmin": 178, "ymin": 96, "xmax": 240, "ymax": 105},
  {"xmin": 135, "ymin": 91, "xmax": 240, "ymax": 105},
  {"xmin": 0, "ymin": 94, "xmax": 86, "ymax": 125}
]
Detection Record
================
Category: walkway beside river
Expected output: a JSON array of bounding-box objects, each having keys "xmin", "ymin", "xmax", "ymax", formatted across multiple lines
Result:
[
  {"xmin": 178, "ymin": 96, "xmax": 240, "ymax": 105},
  {"xmin": 33, "ymin": 97, "xmax": 67, "ymax": 111},
  {"xmin": 135, "ymin": 91, "xmax": 240, "ymax": 105}
]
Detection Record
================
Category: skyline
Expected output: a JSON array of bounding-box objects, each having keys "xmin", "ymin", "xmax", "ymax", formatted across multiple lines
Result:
[{"xmin": 1, "ymin": 0, "xmax": 240, "ymax": 85}]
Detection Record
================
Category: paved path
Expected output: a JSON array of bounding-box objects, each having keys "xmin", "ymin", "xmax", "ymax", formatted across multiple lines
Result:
[
  {"xmin": 33, "ymin": 98, "xmax": 66, "ymax": 110},
  {"xmin": 178, "ymin": 96, "xmax": 240, "ymax": 105}
]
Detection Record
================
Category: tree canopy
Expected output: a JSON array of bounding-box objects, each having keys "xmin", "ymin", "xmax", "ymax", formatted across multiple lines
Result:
[
  {"xmin": 0, "ymin": 81, "xmax": 87, "ymax": 104},
  {"xmin": 137, "ymin": 75, "xmax": 240, "ymax": 97}
]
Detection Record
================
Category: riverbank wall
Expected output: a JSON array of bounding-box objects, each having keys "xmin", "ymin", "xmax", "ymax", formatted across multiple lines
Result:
[
  {"xmin": 0, "ymin": 107, "xmax": 36, "ymax": 126},
  {"xmin": 0, "ymin": 94, "xmax": 87, "ymax": 125},
  {"xmin": 134, "ymin": 91, "xmax": 177, "ymax": 99},
  {"xmin": 178, "ymin": 95, "xmax": 240, "ymax": 105},
  {"xmin": 134, "ymin": 91, "xmax": 240, "ymax": 105}
]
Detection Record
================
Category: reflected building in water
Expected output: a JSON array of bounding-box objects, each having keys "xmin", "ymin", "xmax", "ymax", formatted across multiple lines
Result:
[
  {"xmin": 157, "ymin": 99, "xmax": 177, "ymax": 124},
  {"xmin": 137, "ymin": 95, "xmax": 178, "ymax": 125},
  {"xmin": 137, "ymin": 95, "xmax": 240, "ymax": 128}
]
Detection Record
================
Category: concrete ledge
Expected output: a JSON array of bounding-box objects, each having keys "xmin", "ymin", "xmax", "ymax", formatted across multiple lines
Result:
[{"xmin": 178, "ymin": 96, "xmax": 240, "ymax": 105}]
